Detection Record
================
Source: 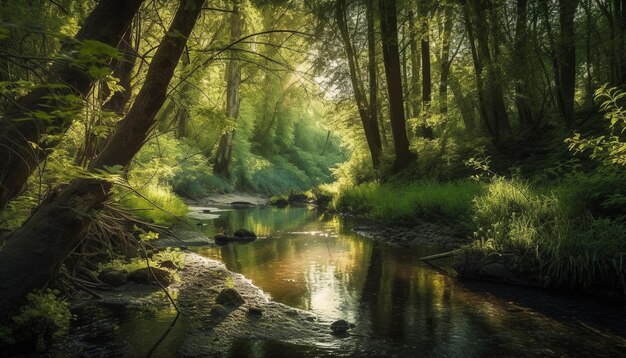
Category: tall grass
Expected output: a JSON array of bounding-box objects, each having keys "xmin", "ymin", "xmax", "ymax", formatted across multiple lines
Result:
[
  {"xmin": 458, "ymin": 177, "xmax": 626, "ymax": 293},
  {"xmin": 332, "ymin": 180, "xmax": 483, "ymax": 222},
  {"xmin": 121, "ymin": 184, "xmax": 188, "ymax": 226}
]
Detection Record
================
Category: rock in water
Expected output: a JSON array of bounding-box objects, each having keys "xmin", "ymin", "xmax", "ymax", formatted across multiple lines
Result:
[
  {"xmin": 216, "ymin": 288, "xmax": 245, "ymax": 307},
  {"xmin": 98, "ymin": 268, "xmax": 127, "ymax": 287},
  {"xmin": 128, "ymin": 267, "xmax": 173, "ymax": 286},
  {"xmin": 479, "ymin": 263, "xmax": 512, "ymax": 281},
  {"xmin": 330, "ymin": 319, "xmax": 351, "ymax": 334},
  {"xmin": 214, "ymin": 234, "xmax": 230, "ymax": 245},
  {"xmin": 233, "ymin": 229, "xmax": 256, "ymax": 239}
]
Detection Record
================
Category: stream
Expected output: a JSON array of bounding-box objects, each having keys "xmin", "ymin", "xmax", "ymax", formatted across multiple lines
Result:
[{"xmin": 70, "ymin": 205, "xmax": 626, "ymax": 357}]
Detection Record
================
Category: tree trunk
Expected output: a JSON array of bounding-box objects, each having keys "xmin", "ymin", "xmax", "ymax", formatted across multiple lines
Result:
[
  {"xmin": 449, "ymin": 72, "xmax": 476, "ymax": 131},
  {"xmin": 558, "ymin": 0, "xmax": 580, "ymax": 127},
  {"xmin": 79, "ymin": 28, "xmax": 139, "ymax": 167},
  {"xmin": 0, "ymin": 0, "xmax": 204, "ymax": 314},
  {"xmin": 335, "ymin": 0, "xmax": 382, "ymax": 168},
  {"xmin": 463, "ymin": 0, "xmax": 511, "ymax": 149},
  {"xmin": 0, "ymin": 0, "xmax": 143, "ymax": 210},
  {"xmin": 408, "ymin": 9, "xmax": 421, "ymax": 126},
  {"xmin": 419, "ymin": 3, "xmax": 434, "ymax": 138},
  {"xmin": 366, "ymin": 0, "xmax": 383, "ymax": 164},
  {"xmin": 514, "ymin": 0, "xmax": 535, "ymax": 128},
  {"xmin": 214, "ymin": 0, "xmax": 243, "ymax": 178},
  {"xmin": 378, "ymin": 0, "xmax": 415, "ymax": 170},
  {"xmin": 439, "ymin": 3, "xmax": 454, "ymax": 116}
]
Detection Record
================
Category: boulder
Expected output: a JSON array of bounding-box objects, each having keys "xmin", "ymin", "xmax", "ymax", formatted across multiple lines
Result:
[
  {"xmin": 209, "ymin": 304, "xmax": 229, "ymax": 317},
  {"xmin": 215, "ymin": 288, "xmax": 245, "ymax": 307},
  {"xmin": 233, "ymin": 229, "xmax": 256, "ymax": 239},
  {"xmin": 479, "ymin": 263, "xmax": 512, "ymax": 281},
  {"xmin": 159, "ymin": 260, "xmax": 178, "ymax": 270},
  {"xmin": 247, "ymin": 306, "xmax": 264, "ymax": 316},
  {"xmin": 273, "ymin": 198, "xmax": 288, "ymax": 207},
  {"xmin": 214, "ymin": 231, "xmax": 256, "ymax": 245},
  {"xmin": 231, "ymin": 201, "xmax": 254, "ymax": 208},
  {"xmin": 98, "ymin": 268, "xmax": 127, "ymax": 287},
  {"xmin": 330, "ymin": 319, "xmax": 351, "ymax": 334},
  {"xmin": 128, "ymin": 267, "xmax": 173, "ymax": 286}
]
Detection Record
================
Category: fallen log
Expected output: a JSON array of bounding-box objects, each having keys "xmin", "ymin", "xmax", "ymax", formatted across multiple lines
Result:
[{"xmin": 418, "ymin": 250, "xmax": 456, "ymax": 261}]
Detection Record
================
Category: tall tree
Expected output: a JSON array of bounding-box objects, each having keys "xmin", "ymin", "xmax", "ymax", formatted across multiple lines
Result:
[
  {"xmin": 513, "ymin": 0, "xmax": 535, "ymax": 128},
  {"xmin": 558, "ymin": 0, "xmax": 580, "ymax": 127},
  {"xmin": 0, "ymin": 0, "xmax": 143, "ymax": 210},
  {"xmin": 378, "ymin": 0, "xmax": 415, "ymax": 170},
  {"xmin": 214, "ymin": 0, "xmax": 243, "ymax": 178},
  {"xmin": 438, "ymin": 2, "xmax": 455, "ymax": 116},
  {"xmin": 335, "ymin": 0, "xmax": 382, "ymax": 167},
  {"xmin": 0, "ymin": 0, "xmax": 205, "ymax": 313},
  {"xmin": 463, "ymin": 0, "xmax": 511, "ymax": 148},
  {"xmin": 419, "ymin": 2, "xmax": 434, "ymax": 138}
]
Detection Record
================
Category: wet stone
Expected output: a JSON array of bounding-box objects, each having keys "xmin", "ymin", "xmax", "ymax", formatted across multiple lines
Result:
[
  {"xmin": 209, "ymin": 304, "xmax": 229, "ymax": 317},
  {"xmin": 215, "ymin": 288, "xmax": 245, "ymax": 307},
  {"xmin": 330, "ymin": 319, "xmax": 351, "ymax": 334}
]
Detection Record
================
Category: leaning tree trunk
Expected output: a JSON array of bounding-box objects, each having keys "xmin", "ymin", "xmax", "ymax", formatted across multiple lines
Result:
[
  {"xmin": 0, "ymin": 0, "xmax": 204, "ymax": 315},
  {"xmin": 0, "ymin": 0, "xmax": 143, "ymax": 210},
  {"xmin": 379, "ymin": 0, "xmax": 415, "ymax": 170},
  {"xmin": 214, "ymin": 0, "xmax": 243, "ymax": 178}
]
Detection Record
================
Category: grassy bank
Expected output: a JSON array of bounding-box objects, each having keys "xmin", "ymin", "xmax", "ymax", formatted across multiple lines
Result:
[
  {"xmin": 331, "ymin": 180, "xmax": 483, "ymax": 223},
  {"xmin": 331, "ymin": 176, "xmax": 626, "ymax": 297}
]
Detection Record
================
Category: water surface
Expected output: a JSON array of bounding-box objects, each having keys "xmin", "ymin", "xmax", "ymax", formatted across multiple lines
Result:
[{"xmin": 188, "ymin": 206, "xmax": 626, "ymax": 357}]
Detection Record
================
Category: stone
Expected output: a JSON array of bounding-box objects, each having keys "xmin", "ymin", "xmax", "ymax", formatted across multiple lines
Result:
[
  {"xmin": 214, "ymin": 231, "xmax": 256, "ymax": 245},
  {"xmin": 479, "ymin": 263, "xmax": 512, "ymax": 281},
  {"xmin": 202, "ymin": 209, "xmax": 211, "ymax": 213},
  {"xmin": 233, "ymin": 229, "xmax": 256, "ymax": 239},
  {"xmin": 128, "ymin": 267, "xmax": 173, "ymax": 286},
  {"xmin": 215, "ymin": 288, "xmax": 245, "ymax": 307},
  {"xmin": 273, "ymin": 198, "xmax": 289, "ymax": 207},
  {"xmin": 231, "ymin": 201, "xmax": 254, "ymax": 208},
  {"xmin": 330, "ymin": 319, "xmax": 351, "ymax": 334},
  {"xmin": 159, "ymin": 260, "xmax": 177, "ymax": 270},
  {"xmin": 247, "ymin": 306, "xmax": 264, "ymax": 316},
  {"xmin": 209, "ymin": 304, "xmax": 229, "ymax": 317},
  {"xmin": 98, "ymin": 268, "xmax": 127, "ymax": 287}
]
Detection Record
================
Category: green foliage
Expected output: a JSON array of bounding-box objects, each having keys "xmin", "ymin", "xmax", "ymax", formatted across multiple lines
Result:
[
  {"xmin": 332, "ymin": 180, "xmax": 483, "ymax": 223},
  {"xmin": 0, "ymin": 289, "xmax": 72, "ymax": 352},
  {"xmin": 567, "ymin": 85, "xmax": 626, "ymax": 166},
  {"xmin": 120, "ymin": 184, "xmax": 188, "ymax": 226},
  {"xmin": 458, "ymin": 176, "xmax": 626, "ymax": 292}
]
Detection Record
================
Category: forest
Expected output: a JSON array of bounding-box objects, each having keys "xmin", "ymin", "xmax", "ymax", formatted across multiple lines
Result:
[{"xmin": 1, "ymin": 0, "xmax": 626, "ymax": 356}]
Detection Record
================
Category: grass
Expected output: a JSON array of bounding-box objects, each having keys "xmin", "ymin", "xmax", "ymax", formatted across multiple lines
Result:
[
  {"xmin": 332, "ymin": 176, "xmax": 626, "ymax": 295},
  {"xmin": 457, "ymin": 177, "xmax": 626, "ymax": 294},
  {"xmin": 331, "ymin": 179, "xmax": 483, "ymax": 223},
  {"xmin": 120, "ymin": 184, "xmax": 188, "ymax": 226}
]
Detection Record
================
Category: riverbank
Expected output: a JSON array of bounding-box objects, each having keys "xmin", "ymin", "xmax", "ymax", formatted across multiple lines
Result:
[{"xmin": 330, "ymin": 178, "xmax": 626, "ymax": 302}]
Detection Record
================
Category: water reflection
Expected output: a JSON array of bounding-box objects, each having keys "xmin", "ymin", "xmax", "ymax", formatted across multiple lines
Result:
[{"xmin": 193, "ymin": 206, "xmax": 626, "ymax": 357}]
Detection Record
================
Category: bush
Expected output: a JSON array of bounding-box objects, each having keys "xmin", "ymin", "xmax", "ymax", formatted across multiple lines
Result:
[{"xmin": 0, "ymin": 289, "xmax": 72, "ymax": 352}]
